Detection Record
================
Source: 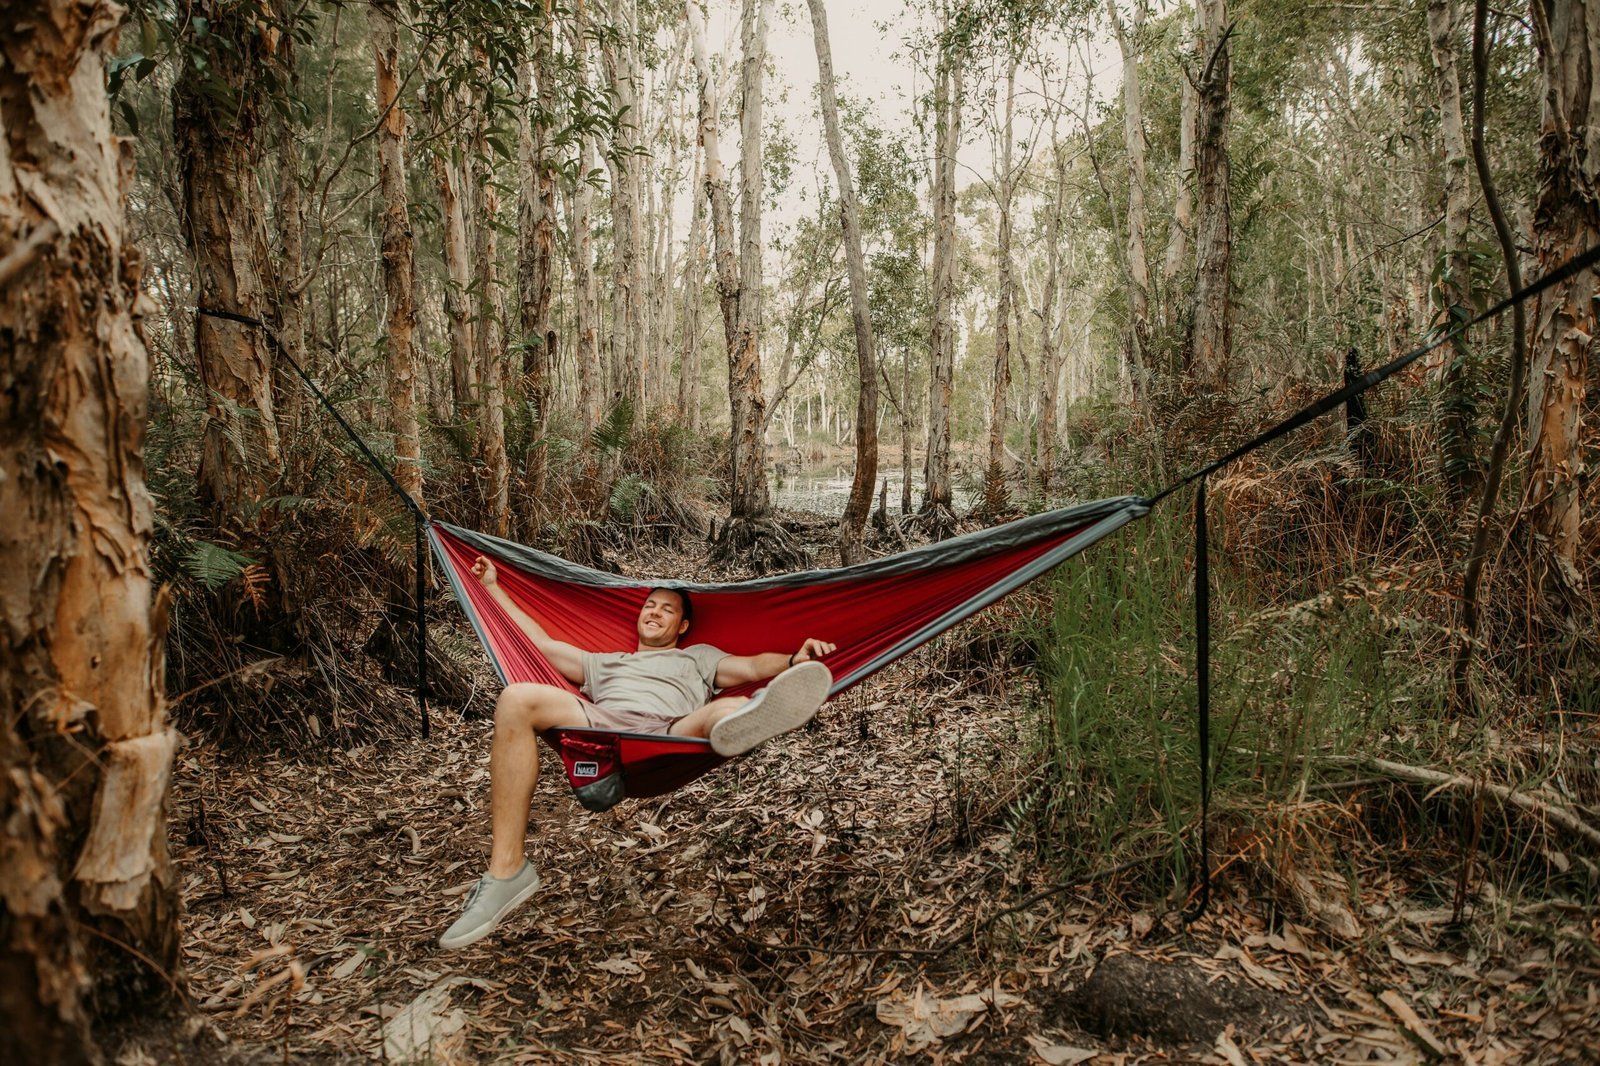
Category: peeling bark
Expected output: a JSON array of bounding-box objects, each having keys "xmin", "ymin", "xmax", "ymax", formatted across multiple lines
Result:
[
  {"xmin": 1, "ymin": 2, "xmax": 178, "ymax": 1058},
  {"xmin": 1527, "ymin": 0, "xmax": 1598, "ymax": 581},
  {"xmin": 371, "ymin": 0, "xmax": 423, "ymax": 506},
  {"xmin": 175, "ymin": 0, "xmax": 283, "ymax": 523},
  {"xmin": 923, "ymin": 46, "xmax": 962, "ymax": 537}
]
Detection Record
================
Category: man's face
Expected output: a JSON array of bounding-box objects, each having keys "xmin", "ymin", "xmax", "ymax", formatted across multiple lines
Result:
[{"xmin": 636, "ymin": 589, "xmax": 689, "ymax": 648}]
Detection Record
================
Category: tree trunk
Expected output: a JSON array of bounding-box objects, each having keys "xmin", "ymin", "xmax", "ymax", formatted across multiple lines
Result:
[
  {"xmin": 270, "ymin": 0, "xmax": 309, "ymax": 471},
  {"xmin": 518, "ymin": 15, "xmax": 557, "ymax": 527},
  {"xmin": 425, "ymin": 63, "xmax": 478, "ymax": 422},
  {"xmin": 679, "ymin": 130, "xmax": 707, "ymax": 430},
  {"xmin": 175, "ymin": 0, "xmax": 282, "ymax": 526},
  {"xmin": 1, "ymin": 3, "xmax": 179, "ymax": 1057},
  {"xmin": 1188, "ymin": 0, "xmax": 1232, "ymax": 393},
  {"xmin": 1428, "ymin": 0, "xmax": 1479, "ymax": 500},
  {"xmin": 1161, "ymin": 19, "xmax": 1196, "ymax": 340},
  {"xmin": 1038, "ymin": 138, "xmax": 1068, "ymax": 495},
  {"xmin": 601, "ymin": 0, "xmax": 646, "ymax": 412},
  {"xmin": 1526, "ymin": 0, "xmax": 1597, "ymax": 584},
  {"xmin": 371, "ymin": 0, "xmax": 423, "ymax": 506},
  {"xmin": 723, "ymin": 0, "xmax": 776, "ymax": 545},
  {"xmin": 983, "ymin": 55, "xmax": 1018, "ymax": 514},
  {"xmin": 922, "ymin": 45, "xmax": 962, "ymax": 536},
  {"xmin": 807, "ymin": 0, "xmax": 878, "ymax": 564},
  {"xmin": 566, "ymin": 7, "xmax": 602, "ymax": 437},
  {"xmin": 471, "ymin": 56, "xmax": 510, "ymax": 536},
  {"xmin": 1108, "ymin": 0, "xmax": 1152, "ymax": 380}
]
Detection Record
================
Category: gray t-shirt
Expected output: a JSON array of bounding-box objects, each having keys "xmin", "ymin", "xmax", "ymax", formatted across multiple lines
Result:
[{"xmin": 579, "ymin": 644, "xmax": 728, "ymax": 719}]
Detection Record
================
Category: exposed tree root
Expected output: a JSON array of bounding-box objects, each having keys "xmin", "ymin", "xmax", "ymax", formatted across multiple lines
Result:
[
  {"xmin": 711, "ymin": 513, "xmax": 806, "ymax": 574},
  {"xmin": 1323, "ymin": 754, "xmax": 1600, "ymax": 851}
]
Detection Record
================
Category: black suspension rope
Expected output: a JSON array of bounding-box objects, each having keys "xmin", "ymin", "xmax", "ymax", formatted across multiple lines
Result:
[
  {"xmin": 1160, "ymin": 244, "xmax": 1600, "ymax": 922},
  {"xmin": 1184, "ymin": 478, "xmax": 1211, "ymax": 923},
  {"xmin": 195, "ymin": 306, "xmax": 431, "ymax": 739}
]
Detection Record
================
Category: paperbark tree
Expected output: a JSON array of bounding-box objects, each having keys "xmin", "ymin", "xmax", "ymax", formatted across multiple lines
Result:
[
  {"xmin": 1526, "ymin": 0, "xmax": 1597, "ymax": 584},
  {"xmin": 983, "ymin": 54, "xmax": 1018, "ymax": 515},
  {"xmin": 678, "ymin": 131, "xmax": 707, "ymax": 431},
  {"xmin": 472, "ymin": 75, "xmax": 510, "ymax": 537},
  {"xmin": 690, "ymin": 0, "xmax": 789, "ymax": 561},
  {"xmin": 1, "ymin": 3, "xmax": 179, "ymax": 1058},
  {"xmin": 1037, "ymin": 136, "xmax": 1069, "ymax": 495},
  {"xmin": 424, "ymin": 61, "xmax": 478, "ymax": 421},
  {"xmin": 1160, "ymin": 21, "xmax": 1196, "ymax": 335},
  {"xmin": 371, "ymin": 0, "xmax": 423, "ymax": 506},
  {"xmin": 922, "ymin": 42, "xmax": 962, "ymax": 537},
  {"xmin": 1188, "ymin": 0, "xmax": 1232, "ymax": 392},
  {"xmin": 722, "ymin": 0, "xmax": 778, "ymax": 552},
  {"xmin": 807, "ymin": 0, "xmax": 879, "ymax": 565},
  {"xmin": 518, "ymin": 11, "xmax": 558, "ymax": 523},
  {"xmin": 1107, "ymin": 0, "xmax": 1152, "ymax": 378},
  {"xmin": 601, "ymin": 0, "xmax": 646, "ymax": 410},
  {"xmin": 1427, "ymin": 0, "xmax": 1479, "ymax": 500},
  {"xmin": 566, "ymin": 7, "xmax": 602, "ymax": 437},
  {"xmin": 175, "ymin": 0, "xmax": 283, "ymax": 525}
]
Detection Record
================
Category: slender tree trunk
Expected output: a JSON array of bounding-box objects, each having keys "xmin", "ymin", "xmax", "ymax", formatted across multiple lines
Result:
[
  {"xmin": 807, "ymin": 0, "xmax": 878, "ymax": 564},
  {"xmin": 518, "ymin": 15, "xmax": 557, "ymax": 526},
  {"xmin": 567, "ymin": 7, "xmax": 602, "ymax": 436},
  {"xmin": 1, "ymin": 4, "xmax": 178, "ymax": 1057},
  {"xmin": 271, "ymin": 0, "xmax": 308, "ymax": 468},
  {"xmin": 984, "ymin": 55, "xmax": 1018, "ymax": 514},
  {"xmin": 601, "ymin": 0, "xmax": 645, "ymax": 411},
  {"xmin": 1188, "ymin": 0, "xmax": 1232, "ymax": 393},
  {"xmin": 471, "ymin": 55, "xmax": 510, "ymax": 536},
  {"xmin": 175, "ymin": 0, "xmax": 282, "ymax": 525},
  {"xmin": 425, "ymin": 64, "xmax": 478, "ymax": 421},
  {"xmin": 371, "ymin": 0, "xmax": 423, "ymax": 506},
  {"xmin": 1108, "ymin": 0, "xmax": 1152, "ymax": 379},
  {"xmin": 1526, "ymin": 0, "xmax": 1597, "ymax": 583},
  {"xmin": 1161, "ymin": 20, "xmax": 1196, "ymax": 342},
  {"xmin": 1428, "ymin": 0, "xmax": 1480, "ymax": 500},
  {"xmin": 679, "ymin": 131, "xmax": 707, "ymax": 429},
  {"xmin": 1038, "ymin": 140, "xmax": 1068, "ymax": 495},
  {"xmin": 724, "ymin": 0, "xmax": 776, "ymax": 540},
  {"xmin": 922, "ymin": 45, "xmax": 962, "ymax": 535}
]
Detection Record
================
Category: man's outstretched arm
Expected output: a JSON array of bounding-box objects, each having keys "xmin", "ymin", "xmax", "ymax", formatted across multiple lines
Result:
[
  {"xmin": 714, "ymin": 637, "xmax": 836, "ymax": 689},
  {"xmin": 472, "ymin": 556, "xmax": 586, "ymax": 684}
]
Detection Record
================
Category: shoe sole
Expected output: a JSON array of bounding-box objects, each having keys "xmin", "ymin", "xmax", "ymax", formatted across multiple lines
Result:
[
  {"xmin": 710, "ymin": 661, "xmax": 832, "ymax": 757},
  {"xmin": 438, "ymin": 871, "xmax": 541, "ymax": 950}
]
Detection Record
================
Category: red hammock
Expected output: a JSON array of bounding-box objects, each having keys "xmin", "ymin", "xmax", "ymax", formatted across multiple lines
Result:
[{"xmin": 431, "ymin": 497, "xmax": 1146, "ymax": 810}]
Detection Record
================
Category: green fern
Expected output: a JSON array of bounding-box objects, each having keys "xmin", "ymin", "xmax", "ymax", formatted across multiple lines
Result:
[
  {"xmin": 182, "ymin": 541, "xmax": 257, "ymax": 591},
  {"xmin": 591, "ymin": 398, "xmax": 634, "ymax": 455}
]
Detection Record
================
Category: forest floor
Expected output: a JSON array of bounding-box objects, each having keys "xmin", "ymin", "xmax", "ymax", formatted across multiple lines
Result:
[{"xmin": 136, "ymin": 523, "xmax": 1600, "ymax": 1065}]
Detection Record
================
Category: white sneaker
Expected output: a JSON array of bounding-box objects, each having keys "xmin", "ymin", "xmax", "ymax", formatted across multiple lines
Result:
[
  {"xmin": 710, "ymin": 661, "xmax": 832, "ymax": 756},
  {"xmin": 439, "ymin": 861, "xmax": 541, "ymax": 950}
]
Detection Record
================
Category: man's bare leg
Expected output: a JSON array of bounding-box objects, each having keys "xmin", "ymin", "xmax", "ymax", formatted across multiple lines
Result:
[
  {"xmin": 668, "ymin": 695, "xmax": 747, "ymax": 739},
  {"xmin": 487, "ymin": 683, "xmax": 586, "ymax": 877}
]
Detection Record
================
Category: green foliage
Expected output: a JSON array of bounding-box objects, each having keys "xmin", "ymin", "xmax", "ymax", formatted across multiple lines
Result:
[{"xmin": 181, "ymin": 541, "xmax": 259, "ymax": 591}]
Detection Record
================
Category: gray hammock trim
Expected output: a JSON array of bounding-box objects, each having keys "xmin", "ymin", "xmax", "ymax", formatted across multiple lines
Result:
[{"xmin": 433, "ymin": 494, "xmax": 1148, "ymax": 594}]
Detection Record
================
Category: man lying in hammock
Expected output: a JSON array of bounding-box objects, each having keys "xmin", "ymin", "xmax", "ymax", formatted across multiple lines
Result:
[{"xmin": 441, "ymin": 555, "xmax": 835, "ymax": 950}]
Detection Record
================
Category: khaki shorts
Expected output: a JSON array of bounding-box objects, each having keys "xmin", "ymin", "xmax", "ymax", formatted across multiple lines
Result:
[{"xmin": 575, "ymin": 695, "xmax": 683, "ymax": 736}]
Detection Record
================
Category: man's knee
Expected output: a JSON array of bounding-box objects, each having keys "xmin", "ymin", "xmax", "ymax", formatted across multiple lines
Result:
[{"xmin": 495, "ymin": 683, "xmax": 571, "ymax": 730}]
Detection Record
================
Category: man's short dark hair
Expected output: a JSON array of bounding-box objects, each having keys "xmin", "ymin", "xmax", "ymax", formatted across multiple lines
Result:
[{"xmin": 648, "ymin": 587, "xmax": 693, "ymax": 624}]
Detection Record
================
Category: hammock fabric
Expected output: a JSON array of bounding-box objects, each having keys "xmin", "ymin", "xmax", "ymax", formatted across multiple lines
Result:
[{"xmin": 431, "ymin": 496, "xmax": 1148, "ymax": 810}]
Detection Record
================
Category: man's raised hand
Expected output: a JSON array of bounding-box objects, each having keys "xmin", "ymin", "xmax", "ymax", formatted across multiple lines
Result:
[
  {"xmin": 471, "ymin": 555, "xmax": 499, "ymax": 587},
  {"xmin": 792, "ymin": 638, "xmax": 836, "ymax": 665}
]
